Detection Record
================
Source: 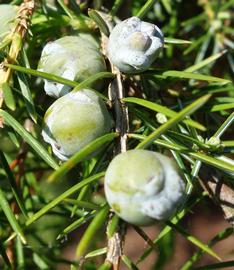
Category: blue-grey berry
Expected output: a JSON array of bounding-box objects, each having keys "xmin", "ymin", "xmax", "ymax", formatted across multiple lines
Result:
[{"xmin": 108, "ymin": 17, "xmax": 164, "ymax": 73}]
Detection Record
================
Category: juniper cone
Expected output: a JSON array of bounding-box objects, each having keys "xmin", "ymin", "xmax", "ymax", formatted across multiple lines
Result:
[
  {"xmin": 0, "ymin": 0, "xmax": 233, "ymax": 268},
  {"xmin": 42, "ymin": 89, "xmax": 113, "ymax": 160},
  {"xmin": 104, "ymin": 149, "xmax": 185, "ymax": 226},
  {"xmin": 38, "ymin": 36, "xmax": 107, "ymax": 98},
  {"xmin": 108, "ymin": 16, "xmax": 164, "ymax": 73}
]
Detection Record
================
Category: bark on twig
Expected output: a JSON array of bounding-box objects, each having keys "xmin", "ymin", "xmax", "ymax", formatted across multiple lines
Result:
[
  {"xmin": 109, "ymin": 68, "xmax": 129, "ymax": 153},
  {"xmin": 106, "ymin": 233, "xmax": 122, "ymax": 270},
  {"xmin": 105, "ymin": 65, "xmax": 129, "ymax": 268},
  {"xmin": 99, "ymin": 12, "xmax": 129, "ymax": 269}
]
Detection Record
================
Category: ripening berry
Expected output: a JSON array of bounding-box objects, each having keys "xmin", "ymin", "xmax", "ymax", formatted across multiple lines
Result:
[
  {"xmin": 38, "ymin": 36, "xmax": 107, "ymax": 98},
  {"xmin": 104, "ymin": 150, "xmax": 185, "ymax": 226},
  {"xmin": 42, "ymin": 89, "xmax": 113, "ymax": 160}
]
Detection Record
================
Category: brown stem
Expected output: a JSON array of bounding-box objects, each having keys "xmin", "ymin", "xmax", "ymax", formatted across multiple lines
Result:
[
  {"xmin": 109, "ymin": 67, "xmax": 129, "ymax": 153},
  {"xmin": 106, "ymin": 232, "xmax": 122, "ymax": 270},
  {"xmin": 98, "ymin": 12, "xmax": 129, "ymax": 269}
]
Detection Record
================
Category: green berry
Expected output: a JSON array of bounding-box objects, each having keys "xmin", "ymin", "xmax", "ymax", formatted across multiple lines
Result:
[
  {"xmin": 104, "ymin": 149, "xmax": 185, "ymax": 226},
  {"xmin": 38, "ymin": 36, "xmax": 107, "ymax": 98},
  {"xmin": 42, "ymin": 89, "xmax": 113, "ymax": 160}
]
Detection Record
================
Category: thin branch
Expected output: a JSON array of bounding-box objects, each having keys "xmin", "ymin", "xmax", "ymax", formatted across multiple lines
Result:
[
  {"xmin": 106, "ymin": 233, "xmax": 122, "ymax": 270},
  {"xmin": 99, "ymin": 12, "xmax": 129, "ymax": 269},
  {"xmin": 109, "ymin": 67, "xmax": 129, "ymax": 153}
]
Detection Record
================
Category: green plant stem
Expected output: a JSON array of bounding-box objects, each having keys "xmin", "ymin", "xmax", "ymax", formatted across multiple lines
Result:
[
  {"xmin": 25, "ymin": 172, "xmax": 104, "ymax": 226},
  {"xmin": 0, "ymin": 151, "xmax": 28, "ymax": 218},
  {"xmin": 0, "ymin": 109, "xmax": 59, "ymax": 170},
  {"xmin": 136, "ymin": 94, "xmax": 211, "ymax": 149},
  {"xmin": 213, "ymin": 112, "xmax": 234, "ymax": 138},
  {"xmin": 129, "ymin": 133, "xmax": 234, "ymax": 174},
  {"xmin": 110, "ymin": 0, "xmax": 124, "ymax": 15},
  {"xmin": 48, "ymin": 133, "xmax": 118, "ymax": 182},
  {"xmin": 136, "ymin": 0, "xmax": 157, "ymax": 19},
  {"xmin": 166, "ymin": 221, "xmax": 220, "ymax": 260},
  {"xmin": 76, "ymin": 205, "xmax": 109, "ymax": 257},
  {"xmin": 0, "ymin": 188, "xmax": 26, "ymax": 244}
]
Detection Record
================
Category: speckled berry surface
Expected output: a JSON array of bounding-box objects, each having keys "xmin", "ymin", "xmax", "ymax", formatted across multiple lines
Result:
[
  {"xmin": 104, "ymin": 149, "xmax": 185, "ymax": 226},
  {"xmin": 38, "ymin": 36, "xmax": 106, "ymax": 98},
  {"xmin": 108, "ymin": 17, "xmax": 164, "ymax": 73},
  {"xmin": 42, "ymin": 89, "xmax": 112, "ymax": 160}
]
